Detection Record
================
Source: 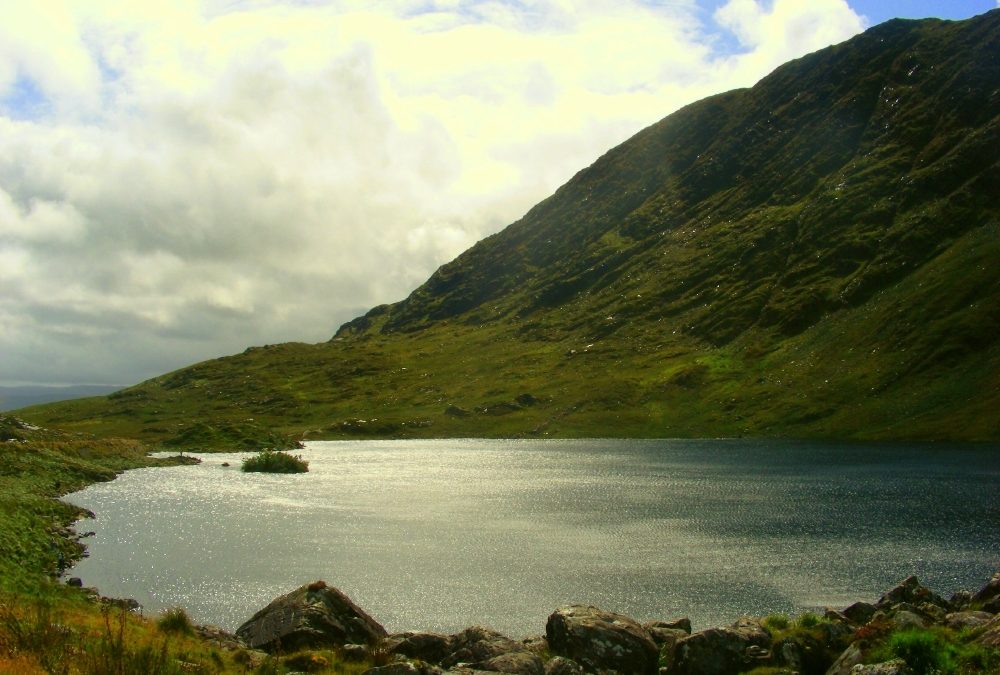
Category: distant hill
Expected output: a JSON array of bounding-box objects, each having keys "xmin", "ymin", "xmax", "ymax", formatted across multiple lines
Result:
[
  {"xmin": 21, "ymin": 10, "xmax": 1000, "ymax": 445},
  {"xmin": 0, "ymin": 385, "xmax": 123, "ymax": 412}
]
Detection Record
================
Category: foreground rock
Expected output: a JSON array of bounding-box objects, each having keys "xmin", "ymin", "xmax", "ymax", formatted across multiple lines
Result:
[
  {"xmin": 236, "ymin": 580, "xmax": 387, "ymax": 652},
  {"xmin": 546, "ymin": 605, "xmax": 659, "ymax": 675},
  {"xmin": 669, "ymin": 617, "xmax": 772, "ymax": 675}
]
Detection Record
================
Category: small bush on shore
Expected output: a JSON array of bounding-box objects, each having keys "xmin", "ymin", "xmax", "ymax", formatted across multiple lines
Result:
[
  {"xmin": 156, "ymin": 606, "xmax": 194, "ymax": 635},
  {"xmin": 242, "ymin": 449, "xmax": 309, "ymax": 473}
]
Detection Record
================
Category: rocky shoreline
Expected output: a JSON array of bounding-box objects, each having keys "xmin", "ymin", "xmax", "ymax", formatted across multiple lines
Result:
[{"xmin": 158, "ymin": 572, "xmax": 1000, "ymax": 675}]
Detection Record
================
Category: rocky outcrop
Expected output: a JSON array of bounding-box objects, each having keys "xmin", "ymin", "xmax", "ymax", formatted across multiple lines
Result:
[
  {"xmin": 235, "ymin": 580, "xmax": 387, "ymax": 652},
  {"xmin": 239, "ymin": 572, "xmax": 999, "ymax": 675},
  {"xmin": 973, "ymin": 571, "xmax": 1000, "ymax": 613},
  {"xmin": 875, "ymin": 576, "xmax": 950, "ymax": 612},
  {"xmin": 669, "ymin": 617, "xmax": 771, "ymax": 675},
  {"xmin": 546, "ymin": 605, "xmax": 659, "ymax": 675}
]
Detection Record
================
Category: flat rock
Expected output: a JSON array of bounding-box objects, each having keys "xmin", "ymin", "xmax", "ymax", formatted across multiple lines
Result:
[
  {"xmin": 546, "ymin": 605, "xmax": 659, "ymax": 675},
  {"xmin": 544, "ymin": 656, "xmax": 584, "ymax": 675},
  {"xmin": 975, "ymin": 615, "xmax": 1000, "ymax": 648},
  {"xmin": 236, "ymin": 580, "xmax": 387, "ymax": 652},
  {"xmin": 477, "ymin": 651, "xmax": 544, "ymax": 675}
]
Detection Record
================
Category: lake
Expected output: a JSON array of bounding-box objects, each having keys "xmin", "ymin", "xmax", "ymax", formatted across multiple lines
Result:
[{"xmin": 63, "ymin": 438, "xmax": 1000, "ymax": 637}]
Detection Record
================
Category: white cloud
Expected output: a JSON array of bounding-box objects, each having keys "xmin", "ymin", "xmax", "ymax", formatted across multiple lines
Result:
[{"xmin": 0, "ymin": 0, "xmax": 865, "ymax": 386}]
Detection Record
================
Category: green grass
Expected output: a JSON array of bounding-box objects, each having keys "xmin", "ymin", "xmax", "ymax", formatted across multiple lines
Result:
[{"xmin": 242, "ymin": 449, "xmax": 309, "ymax": 473}]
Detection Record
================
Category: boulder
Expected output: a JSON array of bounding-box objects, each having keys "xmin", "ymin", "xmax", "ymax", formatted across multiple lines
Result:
[
  {"xmin": 841, "ymin": 602, "xmax": 877, "ymax": 626},
  {"xmin": 670, "ymin": 618, "xmax": 771, "ymax": 675},
  {"xmin": 972, "ymin": 570, "xmax": 1000, "ymax": 612},
  {"xmin": 544, "ymin": 656, "xmax": 584, "ymax": 675},
  {"xmin": 949, "ymin": 590, "xmax": 973, "ymax": 611},
  {"xmin": 194, "ymin": 624, "xmax": 246, "ymax": 651},
  {"xmin": 644, "ymin": 617, "xmax": 692, "ymax": 635},
  {"xmin": 477, "ymin": 651, "xmax": 544, "ymax": 675},
  {"xmin": 944, "ymin": 610, "xmax": 993, "ymax": 631},
  {"xmin": 875, "ymin": 576, "xmax": 949, "ymax": 611},
  {"xmin": 825, "ymin": 642, "xmax": 864, "ymax": 675},
  {"xmin": 975, "ymin": 615, "xmax": 1000, "ymax": 648},
  {"xmin": 388, "ymin": 632, "xmax": 455, "ymax": 663},
  {"xmin": 546, "ymin": 605, "xmax": 659, "ymax": 675},
  {"xmin": 440, "ymin": 626, "xmax": 530, "ymax": 670},
  {"xmin": 236, "ymin": 581, "xmax": 386, "ymax": 652}
]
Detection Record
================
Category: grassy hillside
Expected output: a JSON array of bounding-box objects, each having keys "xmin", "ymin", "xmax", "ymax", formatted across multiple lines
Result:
[{"xmin": 19, "ymin": 11, "xmax": 1000, "ymax": 446}]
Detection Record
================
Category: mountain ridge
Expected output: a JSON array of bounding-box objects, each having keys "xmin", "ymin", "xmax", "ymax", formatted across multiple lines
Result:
[{"xmin": 20, "ymin": 10, "xmax": 1000, "ymax": 445}]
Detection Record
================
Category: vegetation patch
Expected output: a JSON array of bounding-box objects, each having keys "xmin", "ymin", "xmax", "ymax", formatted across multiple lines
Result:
[{"xmin": 241, "ymin": 449, "xmax": 309, "ymax": 473}]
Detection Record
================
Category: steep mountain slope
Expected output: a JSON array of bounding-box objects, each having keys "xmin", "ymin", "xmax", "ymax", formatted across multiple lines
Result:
[{"xmin": 23, "ymin": 11, "xmax": 1000, "ymax": 444}]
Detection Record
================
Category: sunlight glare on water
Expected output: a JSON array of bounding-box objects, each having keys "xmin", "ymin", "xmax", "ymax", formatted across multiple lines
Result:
[{"xmin": 64, "ymin": 438, "xmax": 1000, "ymax": 636}]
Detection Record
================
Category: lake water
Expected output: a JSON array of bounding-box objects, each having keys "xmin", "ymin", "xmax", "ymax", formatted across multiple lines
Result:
[{"xmin": 64, "ymin": 438, "xmax": 1000, "ymax": 637}]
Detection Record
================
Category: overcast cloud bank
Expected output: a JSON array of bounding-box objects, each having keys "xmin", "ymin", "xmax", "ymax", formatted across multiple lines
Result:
[{"xmin": 0, "ymin": 0, "xmax": 869, "ymax": 387}]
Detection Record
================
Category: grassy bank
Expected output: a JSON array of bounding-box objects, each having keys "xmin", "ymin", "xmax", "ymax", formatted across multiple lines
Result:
[{"xmin": 0, "ymin": 415, "xmax": 374, "ymax": 673}]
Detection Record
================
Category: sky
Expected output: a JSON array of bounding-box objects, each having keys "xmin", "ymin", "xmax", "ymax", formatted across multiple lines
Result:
[{"xmin": 1, "ymin": 0, "xmax": 996, "ymax": 388}]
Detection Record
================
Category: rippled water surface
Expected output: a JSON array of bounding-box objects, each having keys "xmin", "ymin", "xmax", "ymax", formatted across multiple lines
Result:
[{"xmin": 64, "ymin": 439, "xmax": 999, "ymax": 636}]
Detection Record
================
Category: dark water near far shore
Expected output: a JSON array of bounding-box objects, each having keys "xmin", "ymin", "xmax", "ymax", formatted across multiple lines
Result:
[{"xmin": 64, "ymin": 438, "xmax": 999, "ymax": 636}]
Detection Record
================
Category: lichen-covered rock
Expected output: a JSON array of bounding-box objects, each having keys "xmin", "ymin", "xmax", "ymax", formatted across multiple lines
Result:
[
  {"xmin": 826, "ymin": 643, "xmax": 865, "ymax": 675},
  {"xmin": 477, "ymin": 650, "xmax": 544, "ymax": 675},
  {"xmin": 670, "ymin": 618, "xmax": 771, "ymax": 675},
  {"xmin": 546, "ymin": 605, "xmax": 658, "ymax": 675},
  {"xmin": 194, "ymin": 624, "xmax": 246, "ymax": 651},
  {"xmin": 440, "ymin": 626, "xmax": 529, "ymax": 670},
  {"xmin": 972, "ymin": 570, "xmax": 1000, "ymax": 613},
  {"xmin": 975, "ymin": 615, "xmax": 1000, "ymax": 648},
  {"xmin": 644, "ymin": 617, "xmax": 692, "ymax": 635},
  {"xmin": 544, "ymin": 656, "xmax": 584, "ymax": 675},
  {"xmin": 849, "ymin": 659, "xmax": 910, "ymax": 674},
  {"xmin": 235, "ymin": 581, "xmax": 387, "ymax": 652},
  {"xmin": 944, "ymin": 610, "xmax": 993, "ymax": 630},
  {"xmin": 388, "ymin": 631, "xmax": 455, "ymax": 663},
  {"xmin": 875, "ymin": 576, "xmax": 949, "ymax": 611}
]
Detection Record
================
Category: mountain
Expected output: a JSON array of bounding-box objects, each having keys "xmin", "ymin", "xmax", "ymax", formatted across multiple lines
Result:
[{"xmin": 21, "ymin": 11, "xmax": 1000, "ymax": 445}]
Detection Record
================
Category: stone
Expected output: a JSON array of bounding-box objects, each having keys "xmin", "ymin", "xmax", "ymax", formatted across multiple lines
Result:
[
  {"xmin": 388, "ymin": 632, "xmax": 454, "ymax": 663},
  {"xmin": 826, "ymin": 643, "xmax": 865, "ymax": 675},
  {"xmin": 477, "ymin": 651, "xmax": 544, "ymax": 675},
  {"xmin": 341, "ymin": 643, "xmax": 370, "ymax": 661},
  {"xmin": 841, "ymin": 602, "xmax": 876, "ymax": 626},
  {"xmin": 544, "ymin": 656, "xmax": 584, "ymax": 675},
  {"xmin": 644, "ymin": 617, "xmax": 692, "ymax": 636},
  {"xmin": 670, "ymin": 618, "xmax": 771, "ymax": 675},
  {"xmin": 849, "ymin": 659, "xmax": 910, "ymax": 675},
  {"xmin": 546, "ymin": 605, "xmax": 659, "ymax": 675},
  {"xmin": 975, "ymin": 615, "xmax": 1000, "ymax": 648},
  {"xmin": 364, "ymin": 664, "xmax": 424, "ymax": 675},
  {"xmin": 66, "ymin": 577, "xmax": 83, "ymax": 587},
  {"xmin": 972, "ymin": 570, "xmax": 1000, "ymax": 613},
  {"xmin": 440, "ymin": 626, "xmax": 528, "ymax": 670},
  {"xmin": 875, "ymin": 576, "xmax": 949, "ymax": 611},
  {"xmin": 949, "ymin": 590, "xmax": 973, "ymax": 611},
  {"xmin": 944, "ymin": 610, "xmax": 993, "ymax": 630},
  {"xmin": 235, "ymin": 580, "xmax": 387, "ymax": 652},
  {"xmin": 194, "ymin": 624, "xmax": 246, "ymax": 651},
  {"xmin": 888, "ymin": 610, "xmax": 928, "ymax": 631}
]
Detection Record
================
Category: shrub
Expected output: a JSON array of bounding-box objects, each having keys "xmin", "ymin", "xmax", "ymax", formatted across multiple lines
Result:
[
  {"xmin": 241, "ymin": 450, "xmax": 309, "ymax": 473},
  {"xmin": 797, "ymin": 612, "xmax": 821, "ymax": 628},
  {"xmin": 156, "ymin": 606, "xmax": 194, "ymax": 636},
  {"xmin": 763, "ymin": 613, "xmax": 791, "ymax": 631},
  {"xmin": 884, "ymin": 628, "xmax": 956, "ymax": 675}
]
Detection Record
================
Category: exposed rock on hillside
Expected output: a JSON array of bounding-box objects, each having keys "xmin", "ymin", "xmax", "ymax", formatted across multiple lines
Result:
[{"xmin": 235, "ymin": 580, "xmax": 387, "ymax": 652}]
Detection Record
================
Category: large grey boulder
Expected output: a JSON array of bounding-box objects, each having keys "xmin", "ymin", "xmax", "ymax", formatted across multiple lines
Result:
[
  {"xmin": 670, "ymin": 618, "xmax": 771, "ymax": 675},
  {"xmin": 849, "ymin": 660, "xmax": 911, "ymax": 675},
  {"xmin": 944, "ymin": 610, "xmax": 993, "ymax": 630},
  {"xmin": 546, "ymin": 605, "xmax": 659, "ymax": 675},
  {"xmin": 236, "ymin": 581, "xmax": 387, "ymax": 652}
]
